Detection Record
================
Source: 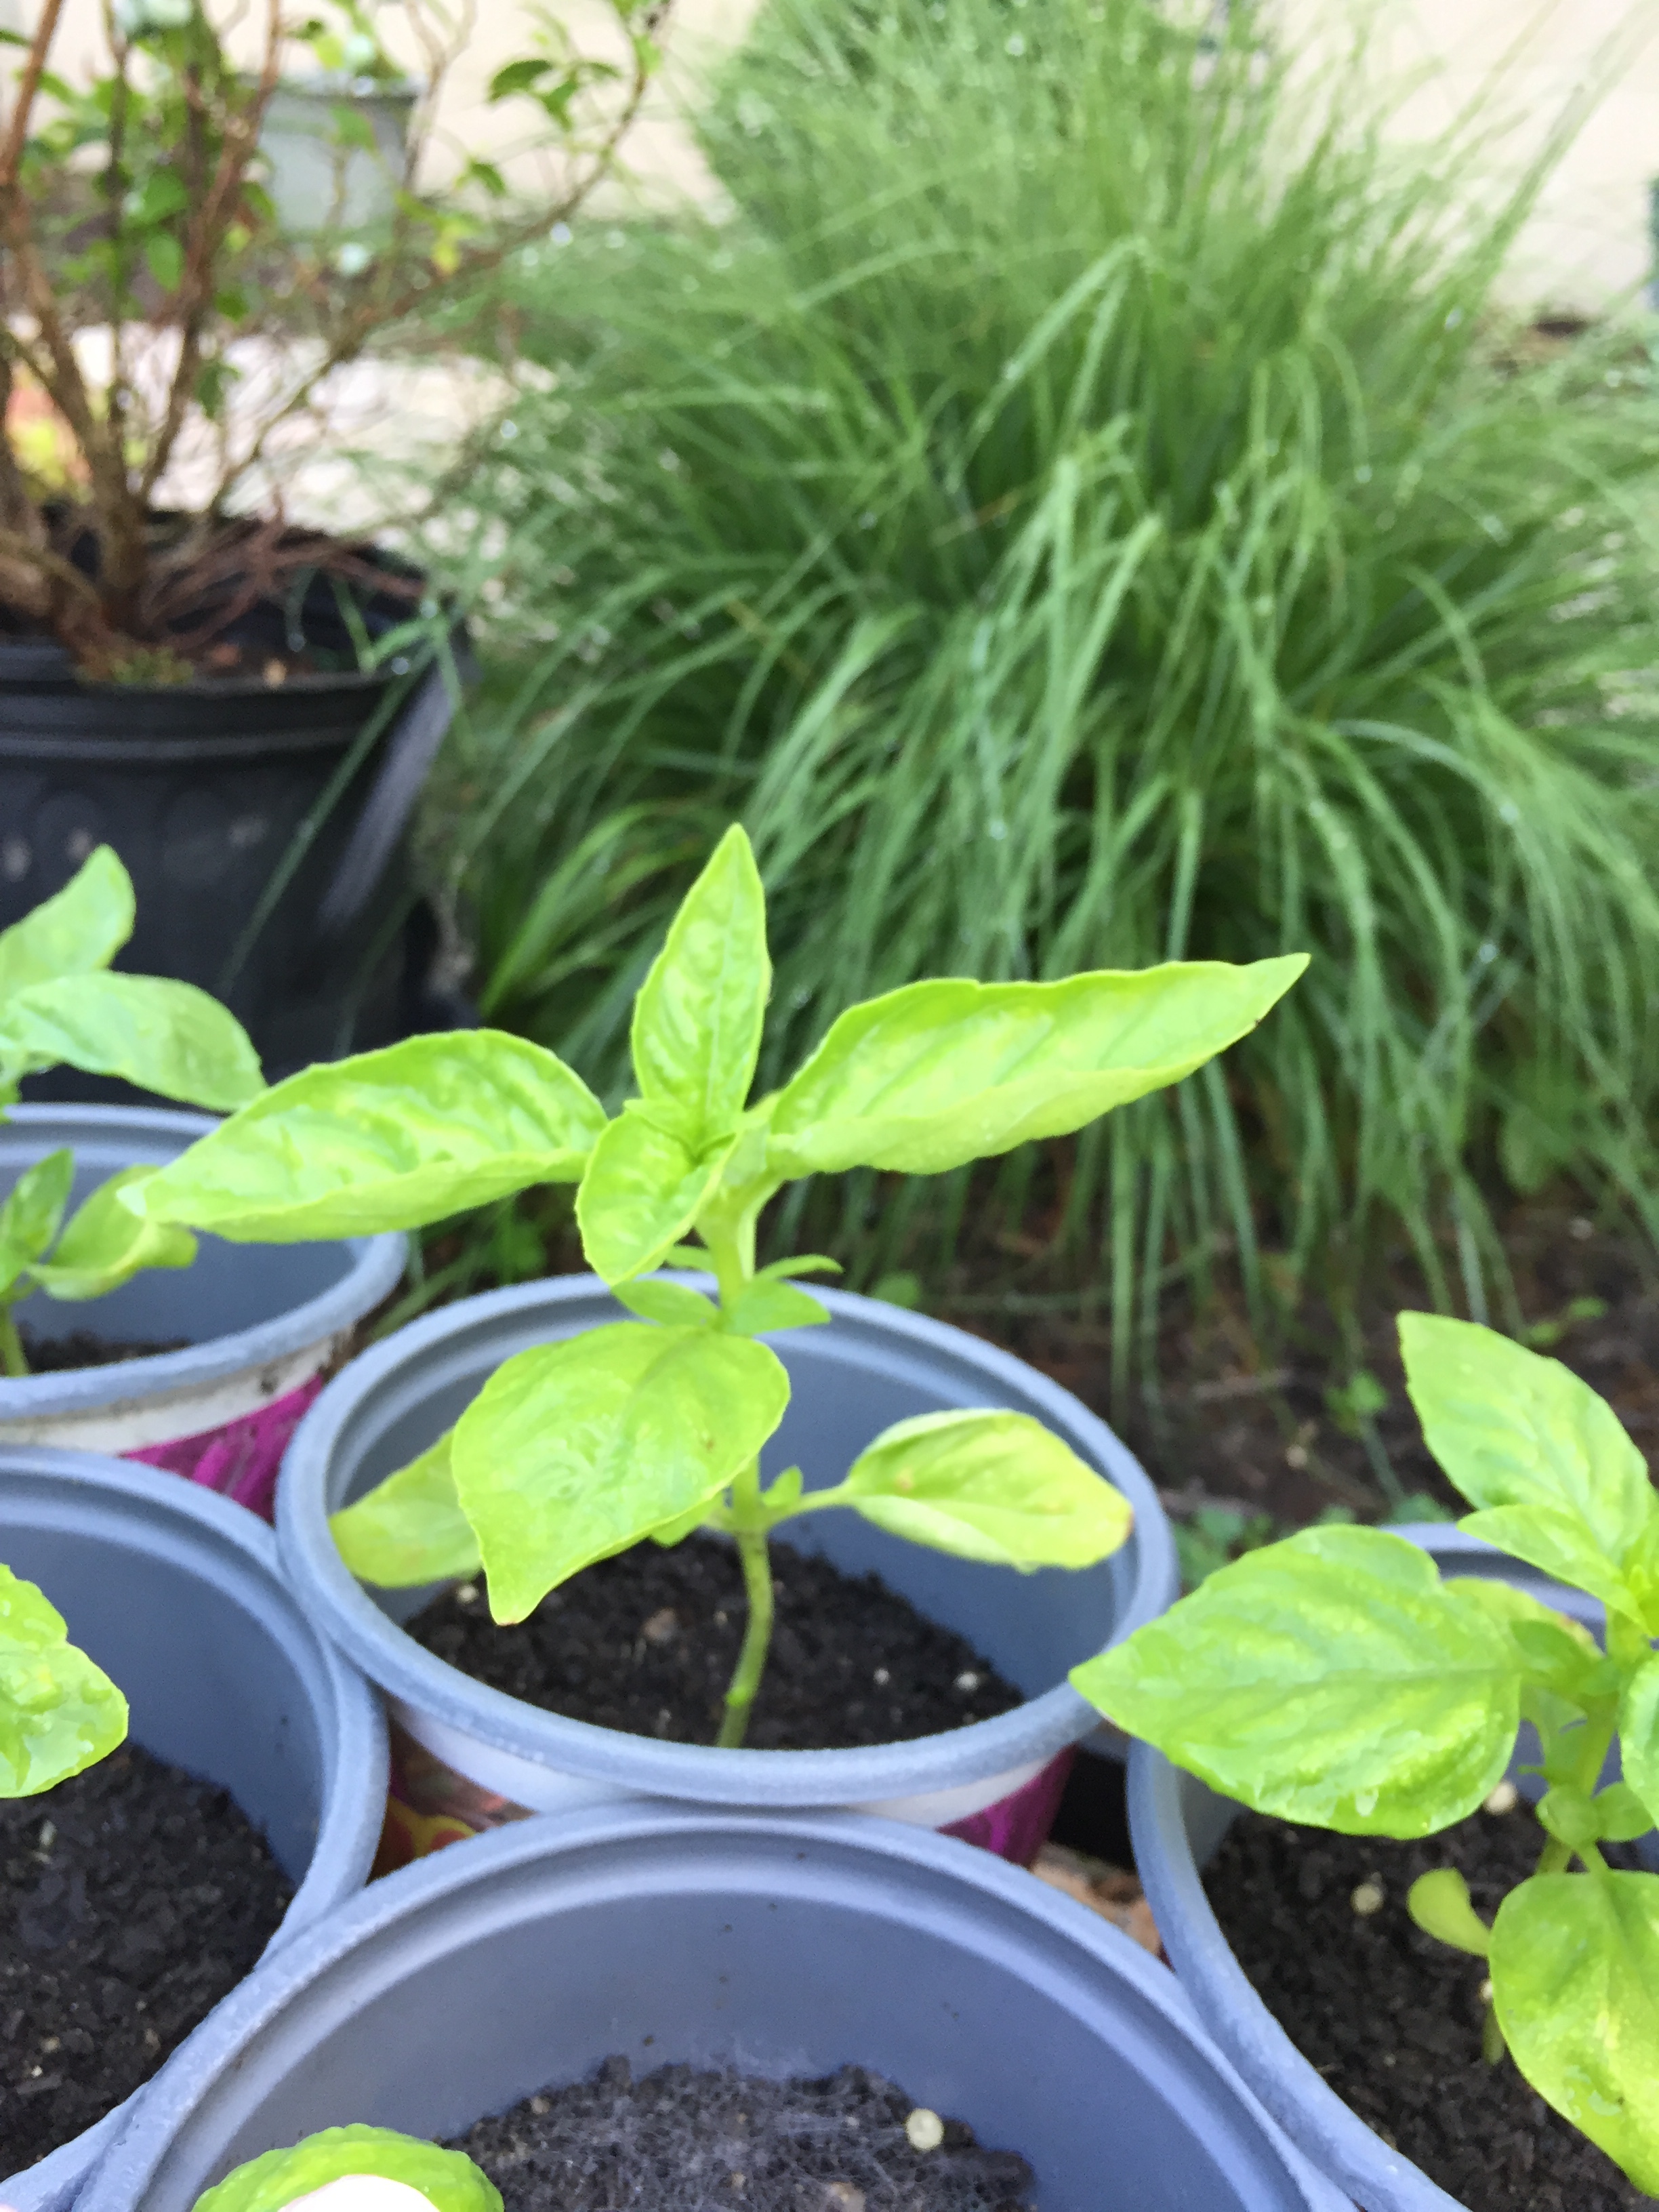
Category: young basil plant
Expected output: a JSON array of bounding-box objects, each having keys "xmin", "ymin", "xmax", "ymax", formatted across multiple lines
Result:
[
  {"xmin": 0, "ymin": 845, "xmax": 265, "ymax": 1376},
  {"xmin": 131, "ymin": 824, "xmax": 1306, "ymax": 1746},
  {"xmin": 0, "ymin": 1561, "xmax": 128, "ymax": 1796},
  {"xmin": 190, "ymin": 2125, "xmax": 499, "ymax": 2212},
  {"xmin": 1074, "ymin": 1315, "xmax": 1659, "ymax": 2196}
]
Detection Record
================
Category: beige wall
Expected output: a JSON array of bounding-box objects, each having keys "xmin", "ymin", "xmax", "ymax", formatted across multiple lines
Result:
[{"xmin": 14, "ymin": 0, "xmax": 1658, "ymax": 309}]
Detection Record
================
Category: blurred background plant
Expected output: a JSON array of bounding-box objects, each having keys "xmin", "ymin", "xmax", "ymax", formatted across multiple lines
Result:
[{"xmin": 413, "ymin": 0, "xmax": 1659, "ymax": 1398}]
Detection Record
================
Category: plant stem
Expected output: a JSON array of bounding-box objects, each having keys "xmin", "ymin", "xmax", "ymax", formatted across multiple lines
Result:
[
  {"xmin": 718, "ymin": 1469, "xmax": 773, "ymax": 1749},
  {"xmin": 0, "ymin": 1305, "xmax": 28, "ymax": 1378}
]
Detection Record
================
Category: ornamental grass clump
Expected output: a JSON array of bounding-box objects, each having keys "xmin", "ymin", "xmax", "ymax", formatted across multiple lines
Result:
[
  {"xmin": 0, "ymin": 845, "xmax": 263, "ymax": 1375},
  {"xmin": 1076, "ymin": 1317, "xmax": 1659, "ymax": 2193},
  {"xmin": 131, "ymin": 825, "xmax": 1304, "ymax": 1744},
  {"xmin": 430, "ymin": 0, "xmax": 1659, "ymax": 1345}
]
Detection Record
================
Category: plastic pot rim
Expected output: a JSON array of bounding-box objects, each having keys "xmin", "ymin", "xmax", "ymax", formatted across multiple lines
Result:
[
  {"xmin": 0, "ymin": 1104, "xmax": 407, "ymax": 1420},
  {"xmin": 278, "ymin": 1274, "xmax": 1178, "ymax": 1807}
]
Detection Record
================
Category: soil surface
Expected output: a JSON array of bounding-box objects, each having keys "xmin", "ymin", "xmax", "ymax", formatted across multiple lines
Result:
[
  {"xmin": 449, "ymin": 2057, "xmax": 1033, "ymax": 2211},
  {"xmin": 1202, "ymin": 1799, "xmax": 1650, "ymax": 2212},
  {"xmin": 407, "ymin": 1534, "xmax": 1023, "ymax": 1750},
  {"xmin": 16, "ymin": 1326, "xmax": 190, "ymax": 1373},
  {"xmin": 0, "ymin": 1743, "xmax": 292, "ymax": 2169}
]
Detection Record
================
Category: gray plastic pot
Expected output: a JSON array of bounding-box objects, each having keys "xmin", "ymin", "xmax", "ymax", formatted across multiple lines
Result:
[
  {"xmin": 83, "ymin": 1803, "xmax": 1349, "ymax": 2212},
  {"xmin": 0, "ymin": 1448, "xmax": 390, "ymax": 2212},
  {"xmin": 279, "ymin": 1276, "xmax": 1176, "ymax": 1845},
  {"xmin": 1128, "ymin": 1525, "xmax": 1659, "ymax": 2212},
  {"xmin": 0, "ymin": 1107, "xmax": 405, "ymax": 1509}
]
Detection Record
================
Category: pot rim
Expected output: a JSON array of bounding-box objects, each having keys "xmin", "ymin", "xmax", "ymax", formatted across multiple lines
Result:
[
  {"xmin": 0, "ymin": 1105, "xmax": 407, "ymax": 1418},
  {"xmin": 277, "ymin": 1274, "xmax": 1178, "ymax": 1805}
]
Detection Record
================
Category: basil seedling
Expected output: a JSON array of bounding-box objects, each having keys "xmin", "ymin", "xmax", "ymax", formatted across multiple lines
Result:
[
  {"xmin": 0, "ymin": 1561, "xmax": 127, "ymax": 1795},
  {"xmin": 133, "ymin": 825, "xmax": 1305, "ymax": 1743},
  {"xmin": 0, "ymin": 846, "xmax": 264, "ymax": 1375},
  {"xmin": 1075, "ymin": 1314, "xmax": 1659, "ymax": 2194},
  {"xmin": 190, "ymin": 2126, "xmax": 499, "ymax": 2212}
]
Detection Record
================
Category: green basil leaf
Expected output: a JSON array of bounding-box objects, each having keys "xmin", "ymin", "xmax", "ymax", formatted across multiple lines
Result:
[
  {"xmin": 1536, "ymin": 1785, "xmax": 1606, "ymax": 1851},
  {"xmin": 1456, "ymin": 1505, "xmax": 1644, "ymax": 1626},
  {"xmin": 0, "ymin": 1563, "xmax": 128, "ymax": 1797},
  {"xmin": 613, "ymin": 1277, "xmax": 719, "ymax": 1328},
  {"xmin": 724, "ymin": 1276, "xmax": 830, "ymax": 1336},
  {"xmin": 1401, "ymin": 1314, "xmax": 1656, "ymax": 1580},
  {"xmin": 838, "ymin": 1409, "xmax": 1133, "ymax": 1568},
  {"xmin": 1445, "ymin": 1577, "xmax": 1601, "ymax": 1700},
  {"xmin": 329, "ymin": 1432, "xmax": 481, "ymax": 1589},
  {"xmin": 134, "ymin": 1031, "xmax": 605, "ymax": 1240},
  {"xmin": 646, "ymin": 1497, "xmax": 724, "ymax": 1547},
  {"xmin": 0, "ymin": 846, "xmax": 132, "ymax": 996},
  {"xmin": 1072, "ymin": 1526, "xmax": 1524, "ymax": 1835},
  {"xmin": 1591, "ymin": 1782, "xmax": 1654, "ymax": 1844},
  {"xmin": 756, "ymin": 1253, "xmax": 842, "ymax": 1281},
  {"xmin": 1492, "ymin": 1871, "xmax": 1659, "ymax": 2194},
  {"xmin": 630, "ymin": 824, "xmax": 769, "ymax": 1151},
  {"xmin": 193, "ymin": 2125, "xmax": 501, "ymax": 2212},
  {"xmin": 28, "ymin": 1168, "xmax": 197, "ymax": 1300},
  {"xmin": 0, "ymin": 1148, "xmax": 75, "ymax": 1292},
  {"xmin": 575, "ymin": 1105, "xmax": 736, "ymax": 1286},
  {"xmin": 1406, "ymin": 1867, "xmax": 1492, "ymax": 1956},
  {"xmin": 766, "ymin": 955, "xmax": 1307, "ymax": 1178},
  {"xmin": 0, "ymin": 973, "xmax": 263, "ymax": 1110},
  {"xmin": 451, "ymin": 1323, "xmax": 790, "ymax": 1620},
  {"xmin": 1621, "ymin": 1652, "xmax": 1659, "ymax": 1829}
]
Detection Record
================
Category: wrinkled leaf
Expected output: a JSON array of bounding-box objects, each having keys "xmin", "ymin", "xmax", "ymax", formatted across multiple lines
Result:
[
  {"xmin": 1072, "ymin": 1526, "xmax": 1524, "ymax": 1835},
  {"xmin": 29, "ymin": 1168, "xmax": 196, "ymax": 1300},
  {"xmin": 0, "ymin": 846, "xmax": 132, "ymax": 997},
  {"xmin": 838, "ymin": 1409, "xmax": 1132, "ymax": 1568},
  {"xmin": 1622, "ymin": 1653, "xmax": 1659, "ymax": 1829},
  {"xmin": 452, "ymin": 1323, "xmax": 790, "ymax": 1620},
  {"xmin": 766, "ymin": 956, "xmax": 1307, "ymax": 1178},
  {"xmin": 133, "ymin": 1031, "xmax": 605, "ymax": 1240},
  {"xmin": 1401, "ymin": 1314, "xmax": 1656, "ymax": 1586},
  {"xmin": 330, "ymin": 1433, "xmax": 481, "ymax": 1588},
  {"xmin": 1492, "ymin": 1872, "xmax": 1659, "ymax": 2194},
  {"xmin": 0, "ymin": 973, "xmax": 263, "ymax": 1110},
  {"xmin": 0, "ymin": 1149, "xmax": 75, "ymax": 1294},
  {"xmin": 724, "ymin": 1275, "xmax": 830, "ymax": 1336},
  {"xmin": 0, "ymin": 1564, "xmax": 127, "ymax": 1797},
  {"xmin": 193, "ymin": 2125, "xmax": 500, "ymax": 2212},
  {"xmin": 1408, "ymin": 1867, "xmax": 1492, "ymax": 1956},
  {"xmin": 631, "ymin": 824, "xmax": 769, "ymax": 1151},
  {"xmin": 576, "ymin": 1105, "xmax": 735, "ymax": 1286},
  {"xmin": 613, "ymin": 1277, "xmax": 719, "ymax": 1329}
]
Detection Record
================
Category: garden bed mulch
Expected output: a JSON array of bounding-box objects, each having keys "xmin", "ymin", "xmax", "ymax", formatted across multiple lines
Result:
[
  {"xmin": 0, "ymin": 1743, "xmax": 292, "ymax": 2169},
  {"xmin": 407, "ymin": 1534, "xmax": 1023, "ymax": 1750}
]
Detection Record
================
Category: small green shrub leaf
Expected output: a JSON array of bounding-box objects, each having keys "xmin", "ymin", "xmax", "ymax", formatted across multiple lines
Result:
[
  {"xmin": 1071, "ymin": 1526, "xmax": 1524, "ymax": 1834},
  {"xmin": 630, "ymin": 823, "xmax": 769, "ymax": 1150},
  {"xmin": 192, "ymin": 2125, "xmax": 500, "ymax": 2212},
  {"xmin": 724, "ymin": 1275, "xmax": 830, "ymax": 1336},
  {"xmin": 0, "ymin": 1149, "xmax": 75, "ymax": 1293},
  {"xmin": 0, "ymin": 974, "xmax": 264, "ymax": 1110},
  {"xmin": 1400, "ymin": 1315, "xmax": 1656, "ymax": 1578},
  {"xmin": 576, "ymin": 1105, "xmax": 735, "ymax": 1285},
  {"xmin": 838, "ymin": 1409, "xmax": 1132, "ymax": 1568},
  {"xmin": 451, "ymin": 1323, "xmax": 790, "ymax": 1619},
  {"xmin": 133, "ymin": 1031, "xmax": 605, "ymax": 1240},
  {"xmin": 613, "ymin": 1277, "xmax": 720, "ymax": 1328},
  {"xmin": 0, "ymin": 846, "xmax": 132, "ymax": 995},
  {"xmin": 1492, "ymin": 1872, "xmax": 1659, "ymax": 2194},
  {"xmin": 766, "ymin": 957, "xmax": 1307, "ymax": 1177},
  {"xmin": 0, "ymin": 1564, "xmax": 127, "ymax": 1797},
  {"xmin": 329, "ymin": 1432, "xmax": 482, "ymax": 1588},
  {"xmin": 29, "ymin": 1168, "xmax": 197, "ymax": 1300},
  {"xmin": 1622, "ymin": 1654, "xmax": 1659, "ymax": 1829},
  {"xmin": 1407, "ymin": 1867, "xmax": 1491, "ymax": 1956}
]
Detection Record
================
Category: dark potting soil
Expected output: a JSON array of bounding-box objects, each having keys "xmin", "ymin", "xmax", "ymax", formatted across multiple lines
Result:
[
  {"xmin": 449, "ymin": 2057, "xmax": 1033, "ymax": 2212},
  {"xmin": 407, "ymin": 1534, "xmax": 1023, "ymax": 1750},
  {"xmin": 0, "ymin": 1742, "xmax": 292, "ymax": 2169},
  {"xmin": 16, "ymin": 1324, "xmax": 190, "ymax": 1373},
  {"xmin": 1202, "ymin": 1799, "xmax": 1651, "ymax": 2212}
]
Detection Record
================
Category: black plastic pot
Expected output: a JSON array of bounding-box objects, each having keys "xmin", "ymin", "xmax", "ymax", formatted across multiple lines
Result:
[
  {"xmin": 84, "ymin": 1805, "xmax": 1348, "ymax": 2212},
  {"xmin": 0, "ymin": 1448, "xmax": 388, "ymax": 2212},
  {"xmin": 0, "ymin": 590, "xmax": 467, "ymax": 1084},
  {"xmin": 1127, "ymin": 1527, "xmax": 1659, "ymax": 2212}
]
